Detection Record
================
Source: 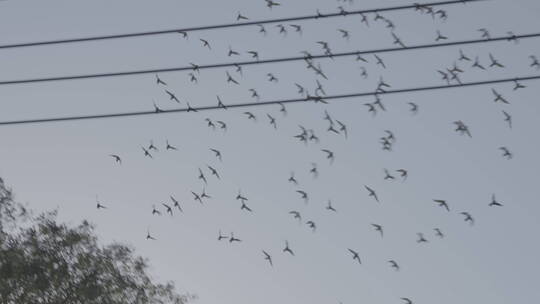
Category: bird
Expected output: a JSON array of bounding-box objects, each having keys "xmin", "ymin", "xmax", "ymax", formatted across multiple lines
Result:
[
  {"xmin": 326, "ymin": 200, "xmax": 337, "ymax": 212},
  {"xmin": 267, "ymin": 73, "xmax": 278, "ymax": 83},
  {"xmin": 151, "ymin": 205, "xmax": 161, "ymax": 216},
  {"xmin": 396, "ymin": 169, "xmax": 408, "ymax": 181},
  {"xmin": 165, "ymin": 140, "xmax": 178, "ymax": 151},
  {"xmin": 109, "ymin": 154, "xmax": 122, "ymax": 164},
  {"xmin": 371, "ymin": 224, "xmax": 384, "ymax": 237},
  {"xmin": 489, "ymin": 194, "xmax": 503, "ymax": 207},
  {"xmin": 472, "ymin": 56, "xmax": 486, "ymax": 70},
  {"xmin": 401, "ymin": 298, "xmax": 413, "ymax": 304},
  {"xmin": 276, "ymin": 24, "xmax": 287, "ymax": 36},
  {"xmin": 236, "ymin": 12, "xmax": 248, "ymax": 21},
  {"xmin": 391, "ymin": 32, "xmax": 406, "ymax": 48},
  {"xmin": 374, "ymin": 54, "xmax": 386, "ymax": 68},
  {"xmin": 165, "ymin": 90, "xmax": 180, "ymax": 103},
  {"xmin": 142, "ymin": 147, "xmax": 153, "ymax": 159},
  {"xmin": 383, "ymin": 169, "xmax": 395, "ymax": 181},
  {"xmin": 306, "ymin": 220, "xmax": 316, "ymax": 232},
  {"xmin": 530, "ymin": 55, "xmax": 540, "ymax": 69},
  {"xmin": 321, "ymin": 149, "xmax": 335, "ymax": 164},
  {"xmin": 177, "ymin": 31, "xmax": 188, "ymax": 39},
  {"xmin": 458, "ymin": 49, "xmax": 471, "ymax": 61},
  {"xmin": 240, "ymin": 201, "xmax": 253, "ymax": 212},
  {"xmin": 247, "ymin": 51, "xmax": 260, "ymax": 61},
  {"xmin": 348, "ymin": 248, "xmax": 361, "ymax": 264},
  {"xmin": 289, "ymin": 210, "xmax": 301, "ymax": 222},
  {"xmin": 153, "ymin": 102, "xmax": 163, "ymax": 113},
  {"xmin": 210, "ymin": 148, "xmax": 222, "ymax": 162},
  {"xmin": 288, "ymin": 172, "xmax": 298, "ymax": 185},
  {"xmin": 435, "ymin": 30, "xmax": 448, "ymax": 41},
  {"xmin": 262, "ymin": 250, "xmax": 273, "ymax": 266},
  {"xmin": 513, "ymin": 80, "xmax": 526, "ymax": 91},
  {"xmin": 227, "ymin": 46, "xmax": 240, "ymax": 57},
  {"xmin": 218, "ymin": 230, "xmax": 228, "ymax": 241},
  {"xmin": 244, "ymin": 112, "xmax": 257, "ymax": 121},
  {"xmin": 162, "ymin": 203, "xmax": 173, "ymax": 216},
  {"xmin": 265, "ymin": 0, "xmax": 280, "ymax": 9},
  {"xmin": 200, "ymin": 38, "xmax": 211, "ymax": 49},
  {"xmin": 191, "ymin": 191, "xmax": 203, "ymax": 204},
  {"xmin": 478, "ymin": 28, "xmax": 491, "ymax": 40},
  {"xmin": 217, "ymin": 121, "xmax": 227, "ymax": 131},
  {"xmin": 96, "ymin": 196, "xmax": 107, "ymax": 209},
  {"xmin": 226, "ymin": 71, "xmax": 239, "ymax": 85},
  {"xmin": 389, "ymin": 260, "xmax": 400, "ymax": 271},
  {"xmin": 229, "ymin": 232, "xmax": 241, "ymax": 243},
  {"xmin": 283, "ymin": 241, "xmax": 294, "ymax": 256},
  {"xmin": 207, "ymin": 165, "xmax": 220, "ymax": 179},
  {"xmin": 434, "ymin": 228, "xmax": 444, "ymax": 238},
  {"xmin": 433, "ymin": 199, "xmax": 450, "ymax": 212},
  {"xmin": 170, "ymin": 196, "xmax": 183, "ymax": 212},
  {"xmin": 489, "ymin": 53, "xmax": 504, "ymax": 68},
  {"xmin": 198, "ymin": 168, "xmax": 207, "ymax": 185},
  {"xmin": 216, "ymin": 96, "xmax": 227, "ymax": 110},
  {"xmin": 338, "ymin": 29, "xmax": 350, "ymax": 40},
  {"xmin": 365, "ymin": 185, "xmax": 379, "ymax": 202},
  {"xmin": 146, "ymin": 229, "xmax": 156, "ymax": 240},
  {"xmin": 417, "ymin": 233, "xmax": 428, "ymax": 243},
  {"xmin": 492, "ymin": 89, "xmax": 509, "ymax": 104},
  {"xmin": 453, "ymin": 120, "xmax": 472, "ymax": 137},
  {"xmin": 502, "ymin": 111, "xmax": 512, "ymax": 129},
  {"xmin": 267, "ymin": 114, "xmax": 277, "ymax": 129},
  {"xmin": 461, "ymin": 212, "xmax": 475, "ymax": 225},
  {"xmin": 155, "ymin": 74, "xmax": 167, "ymax": 86},
  {"xmin": 336, "ymin": 120, "xmax": 348, "ymax": 138},
  {"xmin": 289, "ymin": 24, "xmax": 302, "ymax": 35},
  {"xmin": 309, "ymin": 163, "xmax": 318, "ymax": 179},
  {"xmin": 296, "ymin": 190, "xmax": 308, "ymax": 203},
  {"xmin": 499, "ymin": 146, "xmax": 513, "ymax": 159},
  {"xmin": 408, "ymin": 102, "xmax": 419, "ymax": 115},
  {"xmin": 257, "ymin": 24, "xmax": 267, "ymax": 35}
]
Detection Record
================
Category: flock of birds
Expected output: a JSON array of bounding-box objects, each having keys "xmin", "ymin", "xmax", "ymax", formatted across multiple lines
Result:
[{"xmin": 90, "ymin": 1, "xmax": 537, "ymax": 303}]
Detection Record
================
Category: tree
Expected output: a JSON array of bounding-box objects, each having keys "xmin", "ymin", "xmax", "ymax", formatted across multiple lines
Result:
[{"xmin": 0, "ymin": 178, "xmax": 195, "ymax": 304}]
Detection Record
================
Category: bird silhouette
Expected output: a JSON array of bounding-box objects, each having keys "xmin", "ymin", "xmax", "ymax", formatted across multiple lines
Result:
[
  {"xmin": 170, "ymin": 196, "xmax": 183, "ymax": 212},
  {"xmin": 146, "ymin": 229, "xmax": 156, "ymax": 240},
  {"xmin": 152, "ymin": 205, "xmax": 161, "ymax": 216},
  {"xmin": 296, "ymin": 190, "xmax": 309, "ymax": 203},
  {"xmin": 262, "ymin": 250, "xmax": 273, "ymax": 266},
  {"xmin": 200, "ymin": 38, "xmax": 211, "ymax": 49},
  {"xmin": 321, "ymin": 149, "xmax": 335, "ymax": 164},
  {"xmin": 306, "ymin": 220, "xmax": 316, "ymax": 232},
  {"xmin": 109, "ymin": 154, "xmax": 122, "ymax": 164},
  {"xmin": 372, "ymin": 224, "xmax": 384, "ymax": 237},
  {"xmin": 326, "ymin": 200, "xmax": 337, "ymax": 212},
  {"xmin": 207, "ymin": 165, "xmax": 220, "ymax": 179},
  {"xmin": 492, "ymin": 89, "xmax": 509, "ymax": 104},
  {"xmin": 165, "ymin": 90, "xmax": 180, "ymax": 103},
  {"xmin": 417, "ymin": 233, "xmax": 428, "ymax": 243},
  {"xmin": 155, "ymin": 74, "xmax": 167, "ymax": 86},
  {"xmin": 489, "ymin": 194, "xmax": 503, "ymax": 207},
  {"xmin": 265, "ymin": 0, "xmax": 280, "ymax": 9},
  {"xmin": 502, "ymin": 110, "xmax": 512, "ymax": 129},
  {"xmin": 96, "ymin": 196, "xmax": 107, "ymax": 209},
  {"xmin": 288, "ymin": 211, "xmax": 302, "ymax": 223},
  {"xmin": 499, "ymin": 147, "xmax": 513, "ymax": 159},
  {"xmin": 384, "ymin": 169, "xmax": 395, "ymax": 181},
  {"xmin": 198, "ymin": 168, "xmax": 207, "ymax": 185},
  {"xmin": 489, "ymin": 53, "xmax": 504, "ymax": 68},
  {"xmin": 218, "ymin": 230, "xmax": 228, "ymax": 241},
  {"xmin": 433, "ymin": 199, "xmax": 450, "ymax": 212},
  {"xmin": 162, "ymin": 203, "xmax": 173, "ymax": 216},
  {"xmin": 210, "ymin": 148, "xmax": 222, "ymax": 162},
  {"xmin": 408, "ymin": 102, "xmax": 419, "ymax": 115},
  {"xmin": 283, "ymin": 241, "xmax": 294, "ymax": 256},
  {"xmin": 142, "ymin": 147, "xmax": 153, "ymax": 159},
  {"xmin": 236, "ymin": 12, "xmax": 248, "ymax": 21},
  {"xmin": 434, "ymin": 228, "xmax": 444, "ymax": 238},
  {"xmin": 461, "ymin": 212, "xmax": 475, "ymax": 225},
  {"xmin": 229, "ymin": 232, "xmax": 241, "ymax": 243},
  {"xmin": 348, "ymin": 248, "xmax": 361, "ymax": 264},
  {"xmin": 389, "ymin": 260, "xmax": 400, "ymax": 271},
  {"xmin": 401, "ymin": 298, "xmax": 413, "ymax": 304},
  {"xmin": 396, "ymin": 169, "xmax": 408, "ymax": 181},
  {"xmin": 365, "ymin": 185, "xmax": 379, "ymax": 202}
]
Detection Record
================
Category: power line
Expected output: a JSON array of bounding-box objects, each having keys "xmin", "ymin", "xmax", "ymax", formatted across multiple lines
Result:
[
  {"xmin": 0, "ymin": 0, "xmax": 486, "ymax": 50},
  {"xmin": 1, "ymin": 74, "xmax": 537, "ymax": 126},
  {"xmin": 0, "ymin": 32, "xmax": 536, "ymax": 86}
]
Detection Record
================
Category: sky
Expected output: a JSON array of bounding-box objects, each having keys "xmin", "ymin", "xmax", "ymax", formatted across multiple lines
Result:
[{"xmin": 0, "ymin": 0, "xmax": 539, "ymax": 303}]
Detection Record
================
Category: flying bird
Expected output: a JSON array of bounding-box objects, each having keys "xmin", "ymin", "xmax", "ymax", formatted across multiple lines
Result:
[
  {"xmin": 109, "ymin": 154, "xmax": 122, "ymax": 164},
  {"xmin": 499, "ymin": 146, "xmax": 513, "ymax": 159},
  {"xmin": 365, "ymin": 185, "xmax": 379, "ymax": 202},
  {"xmin": 200, "ymin": 38, "xmax": 211, "ymax": 49},
  {"xmin": 371, "ymin": 224, "xmax": 384, "ymax": 237},
  {"xmin": 433, "ymin": 199, "xmax": 450, "ymax": 212},
  {"xmin": 283, "ymin": 241, "xmax": 294, "ymax": 256},
  {"xmin": 489, "ymin": 194, "xmax": 503, "ymax": 207},
  {"xmin": 460, "ymin": 212, "xmax": 475, "ymax": 225},
  {"xmin": 262, "ymin": 250, "xmax": 273, "ymax": 266},
  {"xmin": 389, "ymin": 260, "xmax": 400, "ymax": 271},
  {"xmin": 348, "ymin": 248, "xmax": 361, "ymax": 264}
]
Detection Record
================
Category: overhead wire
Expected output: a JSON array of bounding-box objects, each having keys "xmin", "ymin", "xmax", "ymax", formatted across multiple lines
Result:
[
  {"xmin": 0, "ymin": 74, "xmax": 537, "ymax": 126},
  {"xmin": 0, "ymin": 0, "xmax": 487, "ymax": 50},
  {"xmin": 0, "ymin": 32, "xmax": 537, "ymax": 86}
]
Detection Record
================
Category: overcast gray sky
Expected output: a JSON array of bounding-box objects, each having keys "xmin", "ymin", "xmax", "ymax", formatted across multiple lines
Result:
[{"xmin": 0, "ymin": 0, "xmax": 539, "ymax": 303}]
